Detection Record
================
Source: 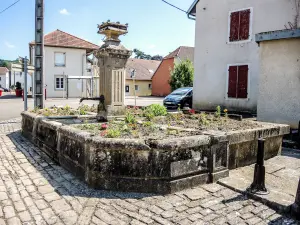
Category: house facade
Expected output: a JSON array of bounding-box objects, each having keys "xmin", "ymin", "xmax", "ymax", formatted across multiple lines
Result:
[
  {"xmin": 0, "ymin": 67, "xmax": 9, "ymax": 89},
  {"xmin": 29, "ymin": 30, "xmax": 99, "ymax": 98},
  {"xmin": 152, "ymin": 46, "xmax": 194, "ymax": 97},
  {"xmin": 125, "ymin": 58, "xmax": 160, "ymax": 96},
  {"xmin": 187, "ymin": 0, "xmax": 297, "ymax": 112}
]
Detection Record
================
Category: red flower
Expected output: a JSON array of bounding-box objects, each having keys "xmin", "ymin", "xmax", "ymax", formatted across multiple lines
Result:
[
  {"xmin": 101, "ymin": 123, "xmax": 108, "ymax": 130},
  {"xmin": 189, "ymin": 109, "xmax": 196, "ymax": 114},
  {"xmin": 134, "ymin": 106, "xmax": 139, "ymax": 110}
]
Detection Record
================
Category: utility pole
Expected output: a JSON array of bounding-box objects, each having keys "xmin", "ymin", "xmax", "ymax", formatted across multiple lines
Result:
[
  {"xmin": 34, "ymin": 0, "xmax": 44, "ymax": 108},
  {"xmin": 131, "ymin": 69, "xmax": 136, "ymax": 107},
  {"xmin": 23, "ymin": 57, "xmax": 28, "ymax": 111}
]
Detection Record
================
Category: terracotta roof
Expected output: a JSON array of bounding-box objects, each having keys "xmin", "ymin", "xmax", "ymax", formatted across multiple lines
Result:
[
  {"xmin": 126, "ymin": 58, "xmax": 160, "ymax": 81},
  {"xmin": 0, "ymin": 67, "xmax": 9, "ymax": 74},
  {"xmin": 164, "ymin": 46, "xmax": 194, "ymax": 62},
  {"xmin": 30, "ymin": 29, "xmax": 99, "ymax": 51}
]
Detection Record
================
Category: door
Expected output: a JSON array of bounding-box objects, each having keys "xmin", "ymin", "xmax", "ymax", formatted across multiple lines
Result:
[{"xmin": 125, "ymin": 85, "xmax": 130, "ymax": 96}]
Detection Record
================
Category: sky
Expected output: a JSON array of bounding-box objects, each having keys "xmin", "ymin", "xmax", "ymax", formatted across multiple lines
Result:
[{"xmin": 0, "ymin": 0, "xmax": 196, "ymax": 60}]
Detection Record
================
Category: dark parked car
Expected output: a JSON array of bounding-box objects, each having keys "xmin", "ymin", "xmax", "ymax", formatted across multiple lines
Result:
[
  {"xmin": 163, "ymin": 87, "xmax": 193, "ymax": 109},
  {"xmin": 0, "ymin": 87, "xmax": 9, "ymax": 92}
]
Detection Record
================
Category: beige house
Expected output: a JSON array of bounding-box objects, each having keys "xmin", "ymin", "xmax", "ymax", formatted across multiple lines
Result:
[
  {"xmin": 256, "ymin": 29, "xmax": 300, "ymax": 128},
  {"xmin": 125, "ymin": 58, "xmax": 160, "ymax": 96},
  {"xmin": 29, "ymin": 29, "xmax": 99, "ymax": 98},
  {"xmin": 187, "ymin": 0, "xmax": 298, "ymax": 112}
]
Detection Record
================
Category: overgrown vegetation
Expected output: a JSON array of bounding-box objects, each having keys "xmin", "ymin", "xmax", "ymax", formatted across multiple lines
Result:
[
  {"xmin": 169, "ymin": 59, "xmax": 194, "ymax": 92},
  {"xmin": 30, "ymin": 104, "xmax": 97, "ymax": 116}
]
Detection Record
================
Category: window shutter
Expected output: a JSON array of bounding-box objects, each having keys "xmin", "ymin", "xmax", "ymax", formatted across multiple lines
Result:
[
  {"xmin": 229, "ymin": 11, "xmax": 240, "ymax": 42},
  {"xmin": 239, "ymin": 9, "xmax": 251, "ymax": 41},
  {"xmin": 228, "ymin": 66, "xmax": 238, "ymax": 98},
  {"xmin": 237, "ymin": 65, "xmax": 248, "ymax": 98}
]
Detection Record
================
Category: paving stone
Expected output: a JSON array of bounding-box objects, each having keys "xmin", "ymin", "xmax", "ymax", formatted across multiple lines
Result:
[
  {"xmin": 35, "ymin": 199, "xmax": 48, "ymax": 210},
  {"xmin": 44, "ymin": 192, "xmax": 61, "ymax": 202},
  {"xmin": 94, "ymin": 209, "xmax": 119, "ymax": 224},
  {"xmin": 50, "ymin": 199, "xmax": 71, "ymax": 213},
  {"xmin": 202, "ymin": 213, "xmax": 219, "ymax": 222},
  {"xmin": 24, "ymin": 196, "xmax": 34, "ymax": 206},
  {"xmin": 178, "ymin": 218, "xmax": 193, "ymax": 225},
  {"xmin": 130, "ymin": 219, "xmax": 147, "ymax": 225},
  {"xmin": 59, "ymin": 210, "xmax": 78, "ymax": 225},
  {"xmin": 247, "ymin": 216, "xmax": 263, "ymax": 225},
  {"xmin": 183, "ymin": 188, "xmax": 210, "ymax": 201},
  {"xmin": 19, "ymin": 210, "xmax": 32, "ymax": 222},
  {"xmin": 28, "ymin": 205, "xmax": 40, "ymax": 216},
  {"xmin": 38, "ymin": 185, "xmax": 55, "ymax": 194},
  {"xmin": 161, "ymin": 210, "xmax": 176, "ymax": 218},
  {"xmin": 91, "ymin": 216, "xmax": 108, "ymax": 225},
  {"xmin": 258, "ymin": 209, "xmax": 276, "ymax": 220},
  {"xmin": 14, "ymin": 200, "xmax": 26, "ymax": 212},
  {"xmin": 188, "ymin": 213, "xmax": 203, "ymax": 222},
  {"xmin": 156, "ymin": 201, "xmax": 174, "ymax": 211},
  {"xmin": 213, "ymin": 216, "xmax": 227, "ymax": 224},
  {"xmin": 0, "ymin": 192, "xmax": 8, "ymax": 201},
  {"xmin": 148, "ymin": 205, "xmax": 163, "ymax": 215},
  {"xmin": 3, "ymin": 205, "xmax": 15, "ymax": 219},
  {"xmin": 0, "ymin": 219, "xmax": 5, "ymax": 225},
  {"xmin": 7, "ymin": 217, "xmax": 22, "ymax": 225}
]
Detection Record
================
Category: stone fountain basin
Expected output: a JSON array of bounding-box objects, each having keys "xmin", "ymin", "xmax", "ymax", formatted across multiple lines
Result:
[{"xmin": 21, "ymin": 111, "xmax": 289, "ymax": 194}]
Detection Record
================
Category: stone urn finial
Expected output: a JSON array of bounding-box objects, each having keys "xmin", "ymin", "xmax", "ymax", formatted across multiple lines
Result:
[{"xmin": 97, "ymin": 21, "xmax": 129, "ymax": 45}]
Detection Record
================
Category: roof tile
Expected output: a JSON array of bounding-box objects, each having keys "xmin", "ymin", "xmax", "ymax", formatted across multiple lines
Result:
[
  {"xmin": 31, "ymin": 29, "xmax": 99, "ymax": 50},
  {"xmin": 126, "ymin": 58, "xmax": 160, "ymax": 80}
]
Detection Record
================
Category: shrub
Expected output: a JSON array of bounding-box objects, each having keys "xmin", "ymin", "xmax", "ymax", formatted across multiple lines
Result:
[
  {"xmin": 106, "ymin": 129, "xmax": 121, "ymax": 138},
  {"xmin": 215, "ymin": 106, "xmax": 221, "ymax": 118},
  {"xmin": 144, "ymin": 104, "xmax": 167, "ymax": 117},
  {"xmin": 199, "ymin": 113, "xmax": 209, "ymax": 125},
  {"xmin": 125, "ymin": 112, "xmax": 137, "ymax": 124}
]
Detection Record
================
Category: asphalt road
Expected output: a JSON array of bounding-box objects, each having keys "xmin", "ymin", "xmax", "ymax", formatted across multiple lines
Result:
[{"xmin": 0, "ymin": 94, "xmax": 163, "ymax": 121}]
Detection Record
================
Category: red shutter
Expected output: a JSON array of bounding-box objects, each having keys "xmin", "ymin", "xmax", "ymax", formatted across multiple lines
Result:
[
  {"xmin": 228, "ymin": 66, "xmax": 238, "ymax": 98},
  {"xmin": 237, "ymin": 65, "xmax": 248, "ymax": 98},
  {"xmin": 229, "ymin": 11, "xmax": 240, "ymax": 42},
  {"xmin": 239, "ymin": 9, "xmax": 250, "ymax": 41}
]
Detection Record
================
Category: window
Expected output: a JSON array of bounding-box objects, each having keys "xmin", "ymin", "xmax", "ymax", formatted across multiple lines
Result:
[
  {"xmin": 55, "ymin": 52, "xmax": 66, "ymax": 67},
  {"xmin": 148, "ymin": 84, "xmax": 152, "ymax": 89},
  {"xmin": 227, "ymin": 65, "xmax": 248, "ymax": 99},
  {"xmin": 0, "ymin": 77, "xmax": 1, "ymax": 81},
  {"xmin": 229, "ymin": 8, "xmax": 251, "ymax": 42},
  {"xmin": 135, "ymin": 85, "xmax": 139, "ymax": 91},
  {"xmin": 125, "ymin": 85, "xmax": 129, "ymax": 93},
  {"xmin": 55, "ymin": 76, "xmax": 64, "ymax": 90}
]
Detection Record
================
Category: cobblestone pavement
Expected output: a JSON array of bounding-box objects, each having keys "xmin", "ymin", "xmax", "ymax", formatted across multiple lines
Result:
[{"xmin": 0, "ymin": 119, "xmax": 299, "ymax": 225}]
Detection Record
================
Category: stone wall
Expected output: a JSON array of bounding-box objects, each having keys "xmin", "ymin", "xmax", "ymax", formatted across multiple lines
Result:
[{"xmin": 21, "ymin": 111, "xmax": 289, "ymax": 194}]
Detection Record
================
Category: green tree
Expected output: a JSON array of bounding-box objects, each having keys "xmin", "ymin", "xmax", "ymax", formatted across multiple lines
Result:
[
  {"xmin": 133, "ymin": 49, "xmax": 163, "ymax": 61},
  {"xmin": 169, "ymin": 59, "xmax": 194, "ymax": 91}
]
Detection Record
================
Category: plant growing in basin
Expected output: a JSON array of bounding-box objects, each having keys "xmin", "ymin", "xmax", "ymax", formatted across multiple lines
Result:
[{"xmin": 15, "ymin": 82, "xmax": 23, "ymax": 97}]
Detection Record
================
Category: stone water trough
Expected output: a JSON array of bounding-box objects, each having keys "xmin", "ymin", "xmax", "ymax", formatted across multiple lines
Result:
[{"xmin": 21, "ymin": 111, "xmax": 289, "ymax": 194}]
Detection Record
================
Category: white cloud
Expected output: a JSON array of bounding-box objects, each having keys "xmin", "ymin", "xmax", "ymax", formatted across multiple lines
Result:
[
  {"xmin": 98, "ymin": 41, "xmax": 104, "ymax": 46},
  {"xmin": 5, "ymin": 42, "xmax": 15, "ymax": 48},
  {"xmin": 59, "ymin": 9, "xmax": 70, "ymax": 15}
]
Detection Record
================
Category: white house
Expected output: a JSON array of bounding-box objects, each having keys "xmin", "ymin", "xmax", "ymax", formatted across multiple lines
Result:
[
  {"xmin": 187, "ymin": 0, "xmax": 298, "ymax": 112},
  {"xmin": 29, "ymin": 29, "xmax": 99, "ymax": 98},
  {"xmin": 0, "ymin": 67, "xmax": 9, "ymax": 89}
]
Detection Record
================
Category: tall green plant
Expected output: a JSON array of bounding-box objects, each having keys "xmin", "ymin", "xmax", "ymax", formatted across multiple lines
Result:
[{"xmin": 169, "ymin": 59, "xmax": 194, "ymax": 91}]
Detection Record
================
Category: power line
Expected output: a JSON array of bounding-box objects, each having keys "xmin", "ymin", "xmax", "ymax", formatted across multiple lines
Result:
[
  {"xmin": 0, "ymin": 0, "xmax": 21, "ymax": 15},
  {"xmin": 161, "ymin": 0, "xmax": 187, "ymax": 13}
]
